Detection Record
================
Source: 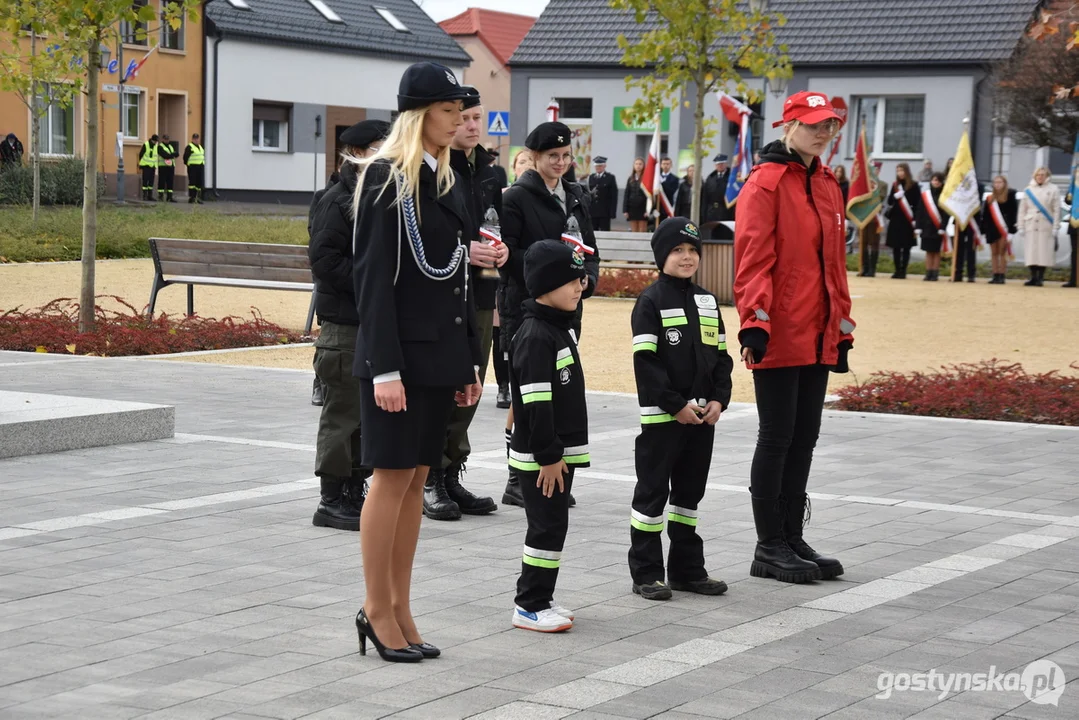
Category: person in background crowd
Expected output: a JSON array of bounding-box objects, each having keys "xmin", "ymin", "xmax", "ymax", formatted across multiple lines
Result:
[
  {"xmin": 917, "ymin": 159, "xmax": 934, "ymax": 183},
  {"xmin": 138, "ymin": 134, "xmax": 159, "ymax": 201},
  {"xmin": 1, "ymin": 132, "xmax": 24, "ymax": 168},
  {"xmin": 858, "ymin": 161, "xmax": 888, "ymax": 277},
  {"xmin": 424, "ymin": 86, "xmax": 505, "ymax": 522},
  {"xmin": 156, "ymin": 134, "xmax": 178, "ymax": 202},
  {"xmin": 587, "ymin": 156, "xmax": 619, "ymax": 232},
  {"xmin": 702, "ymin": 154, "xmax": 732, "ymax": 240},
  {"xmin": 885, "ymin": 162, "xmax": 919, "ymax": 279},
  {"xmin": 914, "ymin": 172, "xmax": 948, "ymax": 281},
  {"xmin": 658, "ymin": 156, "xmax": 679, "ymax": 220},
  {"xmin": 350, "ymin": 62, "xmax": 481, "ymax": 664},
  {"xmin": 944, "ymin": 157, "xmax": 954, "ymax": 176},
  {"xmin": 498, "ymin": 121, "xmax": 599, "ymax": 509},
  {"xmin": 487, "ymin": 147, "xmax": 508, "ymax": 188},
  {"xmin": 307, "ymin": 119, "xmax": 390, "ymax": 532},
  {"xmin": 509, "ymin": 149, "xmax": 533, "ymax": 185},
  {"xmin": 183, "ymin": 133, "xmax": 205, "ymax": 204},
  {"xmin": 982, "ymin": 175, "xmax": 1019, "ymax": 285},
  {"xmin": 735, "ymin": 91, "xmax": 854, "ymax": 585},
  {"xmin": 624, "ymin": 157, "xmax": 649, "ymax": 232},
  {"xmin": 673, "ymin": 164, "xmax": 700, "ymax": 220},
  {"xmin": 1018, "ymin": 166, "xmax": 1062, "ymax": 287},
  {"xmin": 1065, "ymin": 192, "xmax": 1078, "ymax": 288},
  {"xmin": 833, "ymin": 165, "xmax": 849, "ymax": 205}
]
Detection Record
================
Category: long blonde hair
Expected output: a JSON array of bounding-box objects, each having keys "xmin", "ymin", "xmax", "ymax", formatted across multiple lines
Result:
[
  {"xmin": 350, "ymin": 106, "xmax": 456, "ymax": 218},
  {"xmin": 781, "ymin": 120, "xmax": 803, "ymax": 155}
]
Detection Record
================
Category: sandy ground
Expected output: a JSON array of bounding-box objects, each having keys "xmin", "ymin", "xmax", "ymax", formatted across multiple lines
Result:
[{"xmin": 2, "ymin": 259, "xmax": 1077, "ymax": 403}]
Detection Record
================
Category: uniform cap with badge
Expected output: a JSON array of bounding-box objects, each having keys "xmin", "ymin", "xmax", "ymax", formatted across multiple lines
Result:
[
  {"xmin": 397, "ymin": 62, "xmax": 472, "ymax": 112},
  {"xmin": 524, "ymin": 239, "xmax": 588, "ymax": 298}
]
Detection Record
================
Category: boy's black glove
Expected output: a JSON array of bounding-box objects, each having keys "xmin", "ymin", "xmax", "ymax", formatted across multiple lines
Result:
[
  {"xmin": 833, "ymin": 340, "xmax": 853, "ymax": 374},
  {"xmin": 738, "ymin": 327, "xmax": 768, "ymax": 362}
]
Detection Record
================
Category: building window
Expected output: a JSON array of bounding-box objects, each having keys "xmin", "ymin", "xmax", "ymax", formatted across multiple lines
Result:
[
  {"xmin": 35, "ymin": 84, "xmax": 74, "ymax": 156},
  {"xmin": 374, "ymin": 6, "xmax": 408, "ymax": 32},
  {"xmin": 161, "ymin": 1, "xmax": 184, "ymax": 50},
  {"xmin": 306, "ymin": 0, "xmax": 344, "ymax": 23},
  {"xmin": 850, "ymin": 95, "xmax": 925, "ymax": 157},
  {"xmin": 252, "ymin": 102, "xmax": 291, "ymax": 151},
  {"xmin": 122, "ymin": 88, "xmax": 142, "ymax": 140},
  {"xmin": 121, "ymin": 0, "xmax": 149, "ymax": 45},
  {"xmin": 225, "ymin": 0, "xmax": 250, "ymax": 7},
  {"xmin": 556, "ymin": 98, "xmax": 593, "ymax": 121}
]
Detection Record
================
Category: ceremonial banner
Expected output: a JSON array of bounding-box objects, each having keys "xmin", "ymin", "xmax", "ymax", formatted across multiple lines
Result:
[
  {"xmin": 641, "ymin": 121, "xmax": 672, "ymax": 217},
  {"xmin": 845, "ymin": 122, "xmax": 883, "ymax": 229},
  {"xmin": 726, "ymin": 112, "xmax": 752, "ymax": 208},
  {"xmin": 565, "ymin": 122, "xmax": 593, "ymax": 177},
  {"xmin": 939, "ymin": 131, "xmax": 981, "ymax": 230}
]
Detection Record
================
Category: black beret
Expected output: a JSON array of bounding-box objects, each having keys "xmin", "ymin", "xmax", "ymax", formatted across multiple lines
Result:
[
  {"xmin": 398, "ymin": 62, "xmax": 471, "ymax": 112},
  {"xmin": 339, "ymin": 119, "xmax": 390, "ymax": 148},
  {"xmin": 461, "ymin": 86, "xmax": 481, "ymax": 110},
  {"xmin": 594, "ymin": 156, "xmax": 608, "ymax": 164},
  {"xmin": 525, "ymin": 240, "xmax": 587, "ymax": 299},
  {"xmin": 713, "ymin": 153, "xmax": 728, "ymax": 162},
  {"xmin": 525, "ymin": 122, "xmax": 572, "ymax": 152},
  {"xmin": 652, "ymin": 216, "xmax": 703, "ymax": 269}
]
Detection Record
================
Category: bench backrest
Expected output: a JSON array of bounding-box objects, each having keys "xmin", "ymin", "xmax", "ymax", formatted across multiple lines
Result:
[
  {"xmin": 595, "ymin": 231, "xmax": 654, "ymax": 265},
  {"xmin": 149, "ymin": 238, "xmax": 312, "ymax": 284}
]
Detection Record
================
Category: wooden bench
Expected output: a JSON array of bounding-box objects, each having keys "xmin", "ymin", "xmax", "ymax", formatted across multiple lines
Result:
[
  {"xmin": 594, "ymin": 230, "xmax": 655, "ymax": 270},
  {"xmin": 147, "ymin": 237, "xmax": 317, "ymax": 334}
]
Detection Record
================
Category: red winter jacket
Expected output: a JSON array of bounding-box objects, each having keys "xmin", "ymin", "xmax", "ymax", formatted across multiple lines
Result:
[{"xmin": 733, "ymin": 141, "xmax": 855, "ymax": 369}]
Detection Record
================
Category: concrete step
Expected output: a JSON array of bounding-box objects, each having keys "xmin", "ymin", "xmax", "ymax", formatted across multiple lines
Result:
[{"xmin": 0, "ymin": 391, "xmax": 175, "ymax": 459}]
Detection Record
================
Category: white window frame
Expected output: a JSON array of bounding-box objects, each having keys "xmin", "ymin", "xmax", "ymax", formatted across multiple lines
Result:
[
  {"xmin": 253, "ymin": 118, "xmax": 288, "ymax": 152},
  {"xmin": 848, "ymin": 95, "xmax": 926, "ymax": 160},
  {"xmin": 374, "ymin": 6, "xmax": 408, "ymax": 32},
  {"xmin": 35, "ymin": 83, "xmax": 75, "ymax": 157},
  {"xmin": 160, "ymin": 1, "xmax": 185, "ymax": 51},
  {"xmin": 121, "ymin": 87, "xmax": 143, "ymax": 141},
  {"xmin": 306, "ymin": 0, "xmax": 344, "ymax": 23},
  {"xmin": 225, "ymin": 0, "xmax": 250, "ymax": 8}
]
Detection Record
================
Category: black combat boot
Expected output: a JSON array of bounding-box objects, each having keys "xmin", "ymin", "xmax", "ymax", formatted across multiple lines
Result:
[
  {"xmin": 784, "ymin": 494, "xmax": 843, "ymax": 579},
  {"xmin": 502, "ymin": 472, "xmax": 524, "ymax": 508},
  {"xmin": 311, "ymin": 377, "xmax": 324, "ymax": 406},
  {"xmin": 312, "ymin": 476, "xmax": 361, "ymax": 531},
  {"xmin": 346, "ymin": 468, "xmax": 370, "ymax": 516},
  {"xmin": 750, "ymin": 496, "xmax": 821, "ymax": 583},
  {"xmin": 444, "ymin": 461, "xmax": 496, "ymax": 515},
  {"xmin": 496, "ymin": 384, "xmax": 511, "ymax": 409},
  {"xmin": 423, "ymin": 468, "xmax": 461, "ymax": 521}
]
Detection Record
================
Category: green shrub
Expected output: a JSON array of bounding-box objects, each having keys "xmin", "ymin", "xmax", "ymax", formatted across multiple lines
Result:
[
  {"xmin": 0, "ymin": 158, "xmax": 104, "ymax": 206},
  {"xmin": 844, "ymin": 253, "xmax": 1068, "ymax": 282}
]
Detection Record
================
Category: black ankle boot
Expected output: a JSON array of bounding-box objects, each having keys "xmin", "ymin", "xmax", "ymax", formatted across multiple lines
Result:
[
  {"xmin": 444, "ymin": 462, "xmax": 496, "ymax": 515},
  {"xmin": 423, "ymin": 468, "xmax": 461, "ymax": 521},
  {"xmin": 502, "ymin": 472, "xmax": 524, "ymax": 507},
  {"xmin": 313, "ymin": 476, "xmax": 361, "ymax": 531},
  {"xmin": 496, "ymin": 384, "xmax": 511, "ymax": 409},
  {"xmin": 346, "ymin": 469, "xmax": 370, "ymax": 515},
  {"xmin": 784, "ymin": 494, "xmax": 843, "ymax": 579},
  {"xmin": 311, "ymin": 376, "xmax": 324, "ymax": 406},
  {"xmin": 750, "ymin": 496, "xmax": 821, "ymax": 583}
]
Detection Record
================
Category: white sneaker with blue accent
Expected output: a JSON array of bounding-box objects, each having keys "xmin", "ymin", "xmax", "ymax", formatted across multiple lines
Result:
[
  {"xmin": 512, "ymin": 606, "xmax": 573, "ymax": 633},
  {"xmin": 551, "ymin": 603, "xmax": 574, "ymax": 620}
]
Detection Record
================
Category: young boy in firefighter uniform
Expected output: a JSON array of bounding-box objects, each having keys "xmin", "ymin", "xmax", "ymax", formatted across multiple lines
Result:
[
  {"xmin": 509, "ymin": 240, "xmax": 590, "ymax": 633},
  {"xmin": 629, "ymin": 217, "xmax": 734, "ymax": 601}
]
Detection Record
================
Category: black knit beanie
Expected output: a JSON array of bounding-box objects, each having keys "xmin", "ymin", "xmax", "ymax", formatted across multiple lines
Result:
[
  {"xmin": 651, "ymin": 216, "xmax": 703, "ymax": 268},
  {"xmin": 525, "ymin": 240, "xmax": 587, "ymax": 298}
]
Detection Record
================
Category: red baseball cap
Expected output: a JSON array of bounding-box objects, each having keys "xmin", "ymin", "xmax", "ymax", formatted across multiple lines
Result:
[{"xmin": 772, "ymin": 91, "xmax": 844, "ymax": 128}]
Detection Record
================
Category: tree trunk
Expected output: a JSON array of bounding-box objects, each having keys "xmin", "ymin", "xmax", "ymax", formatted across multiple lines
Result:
[
  {"xmin": 79, "ymin": 37, "xmax": 100, "ymax": 333},
  {"xmin": 30, "ymin": 29, "xmax": 40, "ymax": 228},
  {"xmin": 690, "ymin": 73, "xmax": 706, "ymax": 228}
]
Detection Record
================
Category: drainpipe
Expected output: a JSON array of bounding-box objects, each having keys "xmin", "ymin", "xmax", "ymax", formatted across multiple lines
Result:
[{"xmin": 211, "ymin": 33, "xmax": 223, "ymax": 199}]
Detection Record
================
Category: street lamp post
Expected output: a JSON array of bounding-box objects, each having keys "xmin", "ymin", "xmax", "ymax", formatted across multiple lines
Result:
[{"xmin": 115, "ymin": 38, "xmax": 126, "ymax": 204}]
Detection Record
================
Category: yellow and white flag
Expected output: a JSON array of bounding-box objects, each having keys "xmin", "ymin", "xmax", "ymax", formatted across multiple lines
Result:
[{"xmin": 939, "ymin": 131, "xmax": 981, "ymax": 230}]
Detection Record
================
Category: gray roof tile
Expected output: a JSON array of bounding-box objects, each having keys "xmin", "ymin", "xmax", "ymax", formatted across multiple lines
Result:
[
  {"xmin": 205, "ymin": 0, "xmax": 471, "ymax": 64},
  {"xmin": 511, "ymin": 0, "xmax": 1040, "ymax": 66}
]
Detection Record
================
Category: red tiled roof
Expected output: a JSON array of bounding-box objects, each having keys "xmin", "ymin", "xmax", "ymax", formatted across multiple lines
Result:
[{"xmin": 439, "ymin": 8, "xmax": 536, "ymax": 66}]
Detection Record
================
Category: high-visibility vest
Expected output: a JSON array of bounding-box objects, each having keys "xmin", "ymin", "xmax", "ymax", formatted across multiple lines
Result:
[
  {"xmin": 187, "ymin": 143, "xmax": 205, "ymax": 166},
  {"xmin": 158, "ymin": 147, "xmax": 174, "ymax": 168},
  {"xmin": 139, "ymin": 141, "xmax": 157, "ymax": 167}
]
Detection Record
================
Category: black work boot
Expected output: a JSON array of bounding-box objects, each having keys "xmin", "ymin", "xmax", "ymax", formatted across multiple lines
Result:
[
  {"xmin": 750, "ymin": 496, "xmax": 821, "ymax": 583},
  {"xmin": 313, "ymin": 476, "xmax": 360, "ymax": 531},
  {"xmin": 502, "ymin": 472, "xmax": 524, "ymax": 508},
  {"xmin": 346, "ymin": 469, "xmax": 370, "ymax": 516},
  {"xmin": 444, "ymin": 462, "xmax": 496, "ymax": 515},
  {"xmin": 784, "ymin": 494, "xmax": 843, "ymax": 580},
  {"xmin": 496, "ymin": 384, "xmax": 511, "ymax": 409},
  {"xmin": 423, "ymin": 468, "xmax": 461, "ymax": 521},
  {"xmin": 311, "ymin": 377, "xmax": 324, "ymax": 406},
  {"xmin": 669, "ymin": 577, "xmax": 728, "ymax": 595}
]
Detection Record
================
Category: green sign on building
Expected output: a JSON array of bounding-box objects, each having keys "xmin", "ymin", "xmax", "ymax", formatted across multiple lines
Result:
[{"xmin": 613, "ymin": 107, "xmax": 671, "ymax": 132}]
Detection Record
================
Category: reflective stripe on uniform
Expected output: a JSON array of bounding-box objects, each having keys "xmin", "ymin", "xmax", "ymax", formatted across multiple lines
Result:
[
  {"xmin": 508, "ymin": 449, "xmax": 540, "ymax": 471},
  {"xmin": 187, "ymin": 143, "xmax": 205, "ymax": 165},
  {"xmin": 632, "ymin": 333, "xmax": 658, "ymax": 353},
  {"xmin": 519, "ymin": 382, "xmax": 552, "ymax": 404},
  {"xmin": 698, "ymin": 308, "xmax": 719, "ymax": 319},
  {"xmin": 523, "ymin": 545, "xmax": 561, "ymax": 569},
  {"xmin": 640, "ymin": 406, "xmax": 674, "ymax": 424},
  {"xmin": 668, "ymin": 505, "xmax": 699, "ymax": 526},
  {"xmin": 563, "ymin": 444, "xmax": 590, "ymax": 465},
  {"xmin": 631, "ymin": 509, "xmax": 665, "ymax": 532},
  {"xmin": 555, "ymin": 347, "xmax": 574, "ymax": 369},
  {"xmin": 699, "ymin": 316, "xmax": 719, "ymax": 328},
  {"xmin": 718, "ymin": 333, "xmax": 727, "ymax": 351},
  {"xmin": 660, "ymin": 308, "xmax": 687, "ymax": 327}
]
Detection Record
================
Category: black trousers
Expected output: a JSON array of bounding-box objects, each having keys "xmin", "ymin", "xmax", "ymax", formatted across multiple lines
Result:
[
  {"xmin": 492, "ymin": 326, "xmax": 509, "ymax": 387},
  {"xmin": 592, "ymin": 216, "xmax": 611, "ymax": 232},
  {"xmin": 515, "ymin": 467, "xmax": 575, "ymax": 612},
  {"xmin": 313, "ymin": 321, "xmax": 363, "ymax": 479},
  {"xmin": 629, "ymin": 421, "xmax": 714, "ymax": 585},
  {"xmin": 750, "ymin": 365, "xmax": 829, "ymax": 501},
  {"xmin": 439, "ymin": 309, "xmax": 493, "ymax": 469},
  {"xmin": 158, "ymin": 166, "xmax": 175, "ymax": 199},
  {"xmin": 188, "ymin": 165, "xmax": 204, "ymax": 201},
  {"xmin": 1069, "ymin": 231, "xmax": 1077, "ymax": 285},
  {"xmin": 953, "ymin": 229, "xmax": 977, "ymax": 281},
  {"xmin": 140, "ymin": 166, "xmax": 155, "ymax": 196}
]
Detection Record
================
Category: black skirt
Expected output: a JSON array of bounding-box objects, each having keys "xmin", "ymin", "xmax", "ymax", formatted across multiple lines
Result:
[
  {"xmin": 359, "ymin": 381, "xmax": 456, "ymax": 469},
  {"xmin": 920, "ymin": 230, "xmax": 944, "ymax": 253}
]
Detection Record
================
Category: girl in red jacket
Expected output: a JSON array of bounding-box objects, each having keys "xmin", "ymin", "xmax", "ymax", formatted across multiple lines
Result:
[{"xmin": 733, "ymin": 91, "xmax": 855, "ymax": 584}]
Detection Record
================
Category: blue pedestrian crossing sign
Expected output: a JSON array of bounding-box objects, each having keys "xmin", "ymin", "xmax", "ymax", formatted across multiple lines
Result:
[{"xmin": 487, "ymin": 111, "xmax": 510, "ymax": 136}]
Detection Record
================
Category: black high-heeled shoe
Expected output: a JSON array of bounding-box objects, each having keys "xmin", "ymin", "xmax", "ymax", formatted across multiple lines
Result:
[
  {"xmin": 409, "ymin": 641, "xmax": 441, "ymax": 659},
  {"xmin": 355, "ymin": 609, "xmax": 422, "ymax": 663}
]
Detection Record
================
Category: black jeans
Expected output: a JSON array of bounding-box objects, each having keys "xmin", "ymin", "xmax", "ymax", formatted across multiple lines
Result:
[
  {"xmin": 750, "ymin": 365, "xmax": 830, "ymax": 500},
  {"xmin": 954, "ymin": 229, "xmax": 977, "ymax": 281}
]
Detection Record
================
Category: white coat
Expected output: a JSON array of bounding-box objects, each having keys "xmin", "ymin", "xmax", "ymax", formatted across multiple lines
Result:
[{"xmin": 1017, "ymin": 180, "xmax": 1061, "ymax": 267}]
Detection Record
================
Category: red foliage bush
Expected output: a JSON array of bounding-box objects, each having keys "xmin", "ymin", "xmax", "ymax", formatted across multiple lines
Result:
[
  {"xmin": 834, "ymin": 360, "xmax": 1079, "ymax": 426},
  {"xmin": 0, "ymin": 297, "xmax": 303, "ymax": 357},
  {"xmin": 594, "ymin": 267, "xmax": 657, "ymax": 298}
]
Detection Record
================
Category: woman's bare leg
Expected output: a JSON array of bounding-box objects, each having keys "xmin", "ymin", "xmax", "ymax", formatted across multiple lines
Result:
[{"xmin": 360, "ymin": 467, "xmax": 413, "ymax": 649}]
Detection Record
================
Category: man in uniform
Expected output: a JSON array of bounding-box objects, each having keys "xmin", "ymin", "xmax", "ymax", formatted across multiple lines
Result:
[
  {"xmin": 587, "ymin": 156, "xmax": 618, "ymax": 232},
  {"xmin": 488, "ymin": 147, "xmax": 508, "ymax": 188},
  {"xmin": 183, "ymin": 133, "xmax": 205, "ymax": 203},
  {"xmin": 156, "ymin": 134, "xmax": 178, "ymax": 202},
  {"xmin": 658, "ymin": 156, "xmax": 679, "ymax": 221},
  {"xmin": 702, "ymin": 153, "xmax": 732, "ymax": 240},
  {"xmin": 138, "ymin": 134, "xmax": 159, "ymax": 201},
  {"xmin": 423, "ymin": 86, "xmax": 507, "ymax": 521}
]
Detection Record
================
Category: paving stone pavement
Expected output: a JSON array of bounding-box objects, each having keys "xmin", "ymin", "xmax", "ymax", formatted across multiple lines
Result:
[{"xmin": 0, "ymin": 349, "xmax": 1077, "ymax": 720}]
